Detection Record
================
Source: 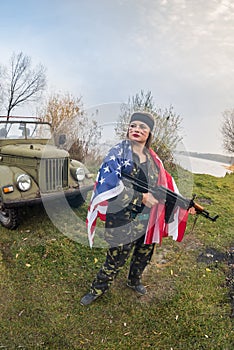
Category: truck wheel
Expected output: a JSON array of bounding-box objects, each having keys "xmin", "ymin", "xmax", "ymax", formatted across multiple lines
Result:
[
  {"xmin": 68, "ymin": 193, "xmax": 87, "ymax": 208},
  {"xmin": 0, "ymin": 205, "xmax": 19, "ymax": 229}
]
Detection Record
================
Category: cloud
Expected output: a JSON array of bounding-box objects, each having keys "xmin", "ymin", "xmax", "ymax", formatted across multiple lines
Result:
[
  {"xmin": 0, "ymin": 0, "xmax": 233, "ymax": 153},
  {"xmin": 208, "ymin": 0, "xmax": 234, "ymax": 20}
]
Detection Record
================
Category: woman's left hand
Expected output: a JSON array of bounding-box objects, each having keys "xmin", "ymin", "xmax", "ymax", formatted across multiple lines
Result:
[{"xmin": 188, "ymin": 207, "xmax": 196, "ymax": 215}]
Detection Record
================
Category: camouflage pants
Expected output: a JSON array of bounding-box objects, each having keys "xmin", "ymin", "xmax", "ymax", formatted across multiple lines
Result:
[{"xmin": 91, "ymin": 218, "xmax": 155, "ymax": 295}]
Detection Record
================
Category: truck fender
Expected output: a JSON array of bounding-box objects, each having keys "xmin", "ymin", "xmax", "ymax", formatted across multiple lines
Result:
[{"xmin": 0, "ymin": 165, "xmax": 38, "ymax": 202}]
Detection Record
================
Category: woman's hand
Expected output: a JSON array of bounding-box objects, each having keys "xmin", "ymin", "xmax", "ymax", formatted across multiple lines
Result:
[
  {"xmin": 188, "ymin": 207, "xmax": 196, "ymax": 215},
  {"xmin": 142, "ymin": 192, "xmax": 158, "ymax": 208}
]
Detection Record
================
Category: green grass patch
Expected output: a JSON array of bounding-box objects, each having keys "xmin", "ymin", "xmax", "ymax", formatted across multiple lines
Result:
[{"xmin": 0, "ymin": 173, "xmax": 233, "ymax": 349}]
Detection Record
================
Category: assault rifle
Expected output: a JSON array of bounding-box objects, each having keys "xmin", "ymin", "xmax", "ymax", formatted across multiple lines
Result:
[{"xmin": 122, "ymin": 173, "xmax": 219, "ymax": 224}]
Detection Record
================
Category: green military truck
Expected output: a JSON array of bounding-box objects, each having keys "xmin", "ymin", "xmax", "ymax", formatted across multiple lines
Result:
[{"xmin": 0, "ymin": 117, "xmax": 94, "ymax": 229}]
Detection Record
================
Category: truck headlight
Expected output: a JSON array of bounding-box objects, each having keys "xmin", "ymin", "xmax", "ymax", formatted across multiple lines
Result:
[
  {"xmin": 16, "ymin": 174, "xmax": 32, "ymax": 191},
  {"xmin": 75, "ymin": 167, "xmax": 85, "ymax": 181}
]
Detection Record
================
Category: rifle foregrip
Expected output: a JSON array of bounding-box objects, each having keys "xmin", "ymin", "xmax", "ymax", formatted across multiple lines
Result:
[{"xmin": 194, "ymin": 202, "xmax": 204, "ymax": 212}]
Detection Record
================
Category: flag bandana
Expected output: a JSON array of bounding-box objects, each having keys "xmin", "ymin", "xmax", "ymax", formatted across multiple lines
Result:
[{"xmin": 86, "ymin": 140, "xmax": 189, "ymax": 247}]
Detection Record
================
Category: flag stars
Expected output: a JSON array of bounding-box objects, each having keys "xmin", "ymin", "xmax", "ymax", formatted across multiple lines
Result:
[
  {"xmin": 99, "ymin": 177, "xmax": 105, "ymax": 185},
  {"xmin": 109, "ymin": 155, "xmax": 116, "ymax": 161},
  {"xmin": 123, "ymin": 159, "xmax": 131, "ymax": 167},
  {"xmin": 103, "ymin": 165, "xmax": 110, "ymax": 173}
]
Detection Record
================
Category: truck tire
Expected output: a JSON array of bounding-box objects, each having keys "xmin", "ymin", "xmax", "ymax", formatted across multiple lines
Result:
[
  {"xmin": 0, "ymin": 204, "xmax": 19, "ymax": 229},
  {"xmin": 68, "ymin": 193, "xmax": 87, "ymax": 208}
]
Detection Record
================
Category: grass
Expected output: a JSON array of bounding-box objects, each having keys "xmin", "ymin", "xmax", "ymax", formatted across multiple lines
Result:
[{"xmin": 0, "ymin": 173, "xmax": 233, "ymax": 349}]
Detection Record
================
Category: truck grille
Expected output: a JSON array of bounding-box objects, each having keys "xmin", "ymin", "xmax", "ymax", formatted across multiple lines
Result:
[{"xmin": 39, "ymin": 158, "xmax": 69, "ymax": 192}]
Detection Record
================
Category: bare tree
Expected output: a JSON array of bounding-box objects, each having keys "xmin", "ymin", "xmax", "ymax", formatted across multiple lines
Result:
[
  {"xmin": 40, "ymin": 92, "xmax": 102, "ymax": 163},
  {"xmin": 0, "ymin": 66, "xmax": 5, "ymax": 110},
  {"xmin": 1, "ymin": 52, "xmax": 46, "ymax": 117},
  {"xmin": 221, "ymin": 109, "xmax": 234, "ymax": 153},
  {"xmin": 116, "ymin": 90, "xmax": 183, "ymax": 165}
]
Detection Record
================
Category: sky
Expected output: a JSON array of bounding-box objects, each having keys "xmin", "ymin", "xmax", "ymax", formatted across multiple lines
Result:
[{"xmin": 0, "ymin": 0, "xmax": 234, "ymax": 155}]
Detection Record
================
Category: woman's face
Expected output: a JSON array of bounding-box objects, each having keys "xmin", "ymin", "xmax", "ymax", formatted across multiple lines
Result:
[{"xmin": 128, "ymin": 120, "xmax": 150, "ymax": 144}]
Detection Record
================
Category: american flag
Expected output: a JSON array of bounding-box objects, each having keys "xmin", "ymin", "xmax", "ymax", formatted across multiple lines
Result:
[
  {"xmin": 144, "ymin": 153, "xmax": 189, "ymax": 245},
  {"xmin": 86, "ymin": 140, "xmax": 133, "ymax": 247},
  {"xmin": 86, "ymin": 140, "xmax": 189, "ymax": 247}
]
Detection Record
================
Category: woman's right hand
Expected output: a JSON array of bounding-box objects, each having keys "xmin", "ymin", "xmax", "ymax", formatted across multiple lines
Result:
[{"xmin": 142, "ymin": 192, "xmax": 158, "ymax": 208}]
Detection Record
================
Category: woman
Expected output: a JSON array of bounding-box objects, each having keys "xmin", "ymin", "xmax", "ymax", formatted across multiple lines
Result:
[{"xmin": 81, "ymin": 111, "xmax": 189, "ymax": 306}]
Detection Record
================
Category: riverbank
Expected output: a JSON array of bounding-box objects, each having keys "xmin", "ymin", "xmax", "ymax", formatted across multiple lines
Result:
[
  {"xmin": 224, "ymin": 164, "xmax": 234, "ymax": 172},
  {"xmin": 174, "ymin": 154, "xmax": 233, "ymax": 177}
]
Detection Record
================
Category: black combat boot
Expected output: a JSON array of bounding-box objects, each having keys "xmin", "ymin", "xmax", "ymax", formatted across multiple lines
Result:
[
  {"xmin": 80, "ymin": 291, "xmax": 102, "ymax": 306},
  {"xmin": 126, "ymin": 281, "xmax": 147, "ymax": 295}
]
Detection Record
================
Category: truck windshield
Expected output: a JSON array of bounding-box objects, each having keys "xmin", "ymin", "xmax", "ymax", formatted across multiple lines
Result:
[{"xmin": 0, "ymin": 122, "xmax": 52, "ymax": 140}]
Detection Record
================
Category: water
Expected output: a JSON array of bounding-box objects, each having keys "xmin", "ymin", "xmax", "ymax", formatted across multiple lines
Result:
[{"xmin": 174, "ymin": 154, "xmax": 232, "ymax": 177}]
